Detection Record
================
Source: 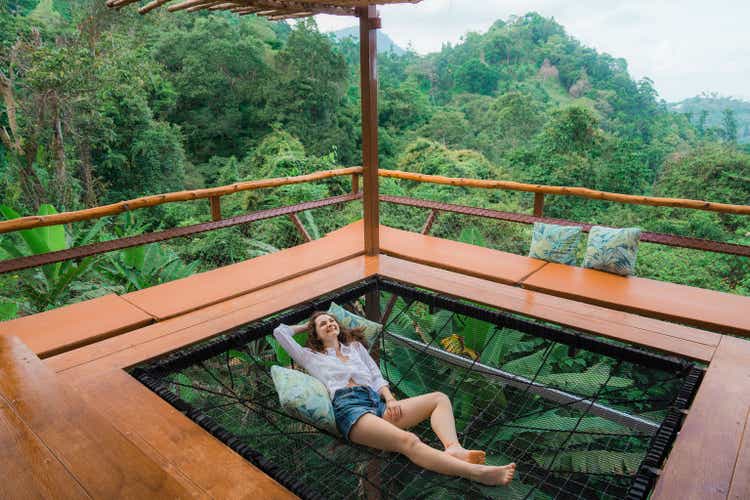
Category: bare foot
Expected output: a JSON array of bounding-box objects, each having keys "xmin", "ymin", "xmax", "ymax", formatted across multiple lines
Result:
[
  {"xmin": 445, "ymin": 444, "xmax": 487, "ymax": 464},
  {"xmin": 472, "ymin": 462, "xmax": 516, "ymax": 486}
]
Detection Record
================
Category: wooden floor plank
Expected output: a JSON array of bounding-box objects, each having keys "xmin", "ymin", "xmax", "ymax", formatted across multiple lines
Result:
[
  {"xmin": 380, "ymin": 224, "xmax": 548, "ymax": 286},
  {"xmin": 48, "ymin": 256, "xmax": 378, "ymax": 379},
  {"xmin": 653, "ymin": 335, "xmax": 750, "ymax": 500},
  {"xmin": 68, "ymin": 369, "xmax": 296, "ymax": 500},
  {"xmin": 523, "ymin": 262, "xmax": 750, "ymax": 337},
  {"xmin": 0, "ymin": 336, "xmax": 197, "ymax": 499},
  {"xmin": 379, "ymin": 255, "xmax": 718, "ymax": 362},
  {"xmin": 0, "ymin": 294, "xmax": 154, "ymax": 358},
  {"xmin": 0, "ymin": 401, "xmax": 90, "ymax": 499},
  {"xmin": 123, "ymin": 221, "xmax": 365, "ymax": 320},
  {"xmin": 728, "ymin": 408, "xmax": 750, "ymax": 500}
]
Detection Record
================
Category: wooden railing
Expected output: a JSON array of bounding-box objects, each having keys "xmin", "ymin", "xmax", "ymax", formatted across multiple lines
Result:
[
  {"xmin": 0, "ymin": 168, "xmax": 363, "ymax": 274},
  {"xmin": 0, "ymin": 167, "xmax": 363, "ymax": 234},
  {"xmin": 2, "ymin": 165, "xmax": 749, "ymax": 274},
  {"xmin": 378, "ymin": 169, "xmax": 750, "ymax": 216}
]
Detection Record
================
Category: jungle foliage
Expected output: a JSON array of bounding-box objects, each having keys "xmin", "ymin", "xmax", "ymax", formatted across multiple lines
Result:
[{"xmin": 1, "ymin": 4, "xmax": 748, "ymax": 318}]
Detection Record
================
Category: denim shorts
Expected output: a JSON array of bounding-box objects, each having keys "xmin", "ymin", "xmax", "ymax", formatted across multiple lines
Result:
[{"xmin": 332, "ymin": 386, "xmax": 386, "ymax": 441}]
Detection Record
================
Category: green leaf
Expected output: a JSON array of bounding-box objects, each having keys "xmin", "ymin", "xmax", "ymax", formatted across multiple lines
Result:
[
  {"xmin": 37, "ymin": 205, "xmax": 66, "ymax": 252},
  {"xmin": 532, "ymin": 450, "xmax": 643, "ymax": 475},
  {"xmin": 0, "ymin": 302, "xmax": 18, "ymax": 321},
  {"xmin": 122, "ymin": 245, "xmax": 146, "ymax": 270},
  {"xmin": 174, "ymin": 373, "xmax": 198, "ymax": 403}
]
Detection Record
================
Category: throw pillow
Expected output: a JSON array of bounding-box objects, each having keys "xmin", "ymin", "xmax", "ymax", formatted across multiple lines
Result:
[
  {"xmin": 582, "ymin": 226, "xmax": 641, "ymax": 276},
  {"xmin": 327, "ymin": 302, "xmax": 382, "ymax": 344},
  {"xmin": 270, "ymin": 365, "xmax": 338, "ymax": 434},
  {"xmin": 528, "ymin": 222, "xmax": 583, "ymax": 266}
]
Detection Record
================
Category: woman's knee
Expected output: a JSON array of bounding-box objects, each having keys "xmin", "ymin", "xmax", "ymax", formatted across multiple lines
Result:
[
  {"xmin": 397, "ymin": 431, "xmax": 422, "ymax": 455},
  {"xmin": 432, "ymin": 391, "xmax": 450, "ymax": 405}
]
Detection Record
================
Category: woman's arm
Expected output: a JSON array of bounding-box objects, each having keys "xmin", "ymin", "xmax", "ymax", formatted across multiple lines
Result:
[
  {"xmin": 272, "ymin": 323, "xmax": 311, "ymax": 368},
  {"xmin": 358, "ymin": 343, "xmax": 390, "ymax": 395}
]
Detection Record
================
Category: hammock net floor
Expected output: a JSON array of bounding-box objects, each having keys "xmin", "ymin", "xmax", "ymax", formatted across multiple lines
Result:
[{"xmin": 132, "ymin": 277, "xmax": 703, "ymax": 500}]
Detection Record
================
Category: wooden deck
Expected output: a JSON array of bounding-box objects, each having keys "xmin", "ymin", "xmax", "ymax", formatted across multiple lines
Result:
[{"xmin": 1, "ymin": 220, "xmax": 749, "ymax": 499}]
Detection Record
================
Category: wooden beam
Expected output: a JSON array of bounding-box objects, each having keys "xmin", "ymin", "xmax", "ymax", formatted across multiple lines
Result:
[{"xmin": 358, "ymin": 6, "xmax": 380, "ymax": 256}]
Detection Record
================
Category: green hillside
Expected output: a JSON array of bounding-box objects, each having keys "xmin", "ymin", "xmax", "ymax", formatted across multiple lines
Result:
[
  {"xmin": 670, "ymin": 94, "xmax": 750, "ymax": 143},
  {"xmin": 1, "ymin": 7, "xmax": 748, "ymax": 317}
]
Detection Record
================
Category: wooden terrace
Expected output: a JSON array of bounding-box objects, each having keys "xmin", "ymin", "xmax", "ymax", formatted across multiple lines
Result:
[
  {"xmin": 1, "ymin": 220, "xmax": 749, "ymax": 499},
  {"xmin": 2, "ymin": 1, "xmax": 750, "ymax": 498}
]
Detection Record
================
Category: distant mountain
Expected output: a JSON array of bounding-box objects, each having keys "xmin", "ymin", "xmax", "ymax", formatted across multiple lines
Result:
[
  {"xmin": 670, "ymin": 94, "xmax": 750, "ymax": 143},
  {"xmin": 331, "ymin": 27, "xmax": 406, "ymax": 55}
]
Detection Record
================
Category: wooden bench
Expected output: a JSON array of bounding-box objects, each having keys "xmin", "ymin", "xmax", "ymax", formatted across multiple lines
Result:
[
  {"xmin": 123, "ymin": 220, "xmax": 365, "ymax": 321},
  {"xmin": 380, "ymin": 224, "xmax": 548, "ymax": 285},
  {"xmin": 521, "ymin": 263, "xmax": 750, "ymax": 336},
  {"xmin": 378, "ymin": 255, "xmax": 719, "ymax": 362},
  {"xmin": 0, "ymin": 294, "xmax": 154, "ymax": 358},
  {"xmin": 379, "ymin": 223, "xmax": 750, "ymax": 337}
]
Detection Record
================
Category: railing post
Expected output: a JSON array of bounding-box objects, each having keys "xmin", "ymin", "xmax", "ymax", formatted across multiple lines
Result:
[
  {"xmin": 289, "ymin": 213, "xmax": 312, "ymax": 242},
  {"xmin": 533, "ymin": 193, "xmax": 545, "ymax": 217},
  {"xmin": 420, "ymin": 209, "xmax": 438, "ymax": 235},
  {"xmin": 351, "ymin": 173, "xmax": 359, "ymax": 194},
  {"xmin": 209, "ymin": 196, "xmax": 222, "ymax": 221}
]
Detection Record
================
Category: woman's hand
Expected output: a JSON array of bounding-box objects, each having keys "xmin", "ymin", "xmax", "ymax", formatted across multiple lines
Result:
[{"xmin": 385, "ymin": 398, "xmax": 403, "ymax": 421}]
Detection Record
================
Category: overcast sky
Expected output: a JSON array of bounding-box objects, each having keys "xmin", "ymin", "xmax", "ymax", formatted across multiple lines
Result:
[{"xmin": 313, "ymin": 0, "xmax": 750, "ymax": 103}]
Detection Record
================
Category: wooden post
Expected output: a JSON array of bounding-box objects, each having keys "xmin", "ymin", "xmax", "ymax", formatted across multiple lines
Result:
[
  {"xmin": 352, "ymin": 174, "xmax": 359, "ymax": 194},
  {"xmin": 358, "ymin": 6, "xmax": 380, "ymax": 257},
  {"xmin": 420, "ymin": 209, "xmax": 438, "ymax": 235},
  {"xmin": 209, "ymin": 196, "xmax": 222, "ymax": 221},
  {"xmin": 533, "ymin": 193, "xmax": 545, "ymax": 217},
  {"xmin": 289, "ymin": 213, "xmax": 312, "ymax": 242}
]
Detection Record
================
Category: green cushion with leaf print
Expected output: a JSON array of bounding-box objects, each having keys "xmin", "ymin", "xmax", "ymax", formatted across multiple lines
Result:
[
  {"xmin": 583, "ymin": 226, "xmax": 641, "ymax": 276},
  {"xmin": 528, "ymin": 222, "xmax": 583, "ymax": 266},
  {"xmin": 270, "ymin": 365, "xmax": 339, "ymax": 434},
  {"xmin": 327, "ymin": 302, "xmax": 382, "ymax": 344}
]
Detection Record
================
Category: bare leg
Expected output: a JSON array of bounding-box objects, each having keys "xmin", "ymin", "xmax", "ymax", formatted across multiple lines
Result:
[
  {"xmin": 350, "ymin": 413, "xmax": 515, "ymax": 486},
  {"xmin": 385, "ymin": 392, "xmax": 486, "ymax": 464}
]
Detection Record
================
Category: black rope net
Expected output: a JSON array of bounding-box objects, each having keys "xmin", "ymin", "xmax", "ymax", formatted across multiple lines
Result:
[{"xmin": 133, "ymin": 278, "xmax": 702, "ymax": 500}]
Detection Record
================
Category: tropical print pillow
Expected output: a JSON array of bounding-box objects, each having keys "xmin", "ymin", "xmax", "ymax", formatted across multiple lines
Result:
[
  {"xmin": 327, "ymin": 302, "xmax": 382, "ymax": 344},
  {"xmin": 528, "ymin": 222, "xmax": 583, "ymax": 266},
  {"xmin": 583, "ymin": 226, "xmax": 641, "ymax": 276},
  {"xmin": 270, "ymin": 365, "xmax": 338, "ymax": 434}
]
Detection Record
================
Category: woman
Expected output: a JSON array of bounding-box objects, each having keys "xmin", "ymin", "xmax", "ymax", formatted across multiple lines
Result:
[{"xmin": 273, "ymin": 311, "xmax": 516, "ymax": 486}]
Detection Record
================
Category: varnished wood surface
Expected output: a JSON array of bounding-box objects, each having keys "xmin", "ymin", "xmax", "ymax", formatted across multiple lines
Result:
[
  {"xmin": 380, "ymin": 224, "xmax": 548, "ymax": 286},
  {"xmin": 0, "ymin": 401, "xmax": 90, "ymax": 499},
  {"xmin": 49, "ymin": 256, "xmax": 378, "ymax": 378},
  {"xmin": 0, "ymin": 335, "xmax": 195, "ymax": 498},
  {"xmin": 123, "ymin": 220, "xmax": 365, "ymax": 321},
  {"xmin": 522, "ymin": 262, "xmax": 750, "ymax": 336},
  {"xmin": 653, "ymin": 335, "xmax": 750, "ymax": 500},
  {"xmin": 0, "ymin": 294, "xmax": 154, "ymax": 358},
  {"xmin": 67, "ymin": 369, "xmax": 296, "ymax": 499},
  {"xmin": 378, "ymin": 255, "xmax": 718, "ymax": 362},
  {"xmin": 728, "ymin": 408, "xmax": 750, "ymax": 500}
]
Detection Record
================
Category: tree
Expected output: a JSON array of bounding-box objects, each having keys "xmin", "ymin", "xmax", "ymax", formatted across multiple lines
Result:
[
  {"xmin": 454, "ymin": 58, "xmax": 500, "ymax": 96},
  {"xmin": 721, "ymin": 109, "xmax": 738, "ymax": 143}
]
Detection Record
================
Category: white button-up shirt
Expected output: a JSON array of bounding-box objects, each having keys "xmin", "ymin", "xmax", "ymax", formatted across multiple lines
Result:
[{"xmin": 273, "ymin": 324, "xmax": 389, "ymax": 399}]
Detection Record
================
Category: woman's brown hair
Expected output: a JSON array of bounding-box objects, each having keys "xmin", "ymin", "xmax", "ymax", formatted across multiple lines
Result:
[{"xmin": 305, "ymin": 311, "xmax": 368, "ymax": 352}]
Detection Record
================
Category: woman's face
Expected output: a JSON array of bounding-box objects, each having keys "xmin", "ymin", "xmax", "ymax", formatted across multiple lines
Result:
[{"xmin": 314, "ymin": 314, "xmax": 340, "ymax": 344}]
